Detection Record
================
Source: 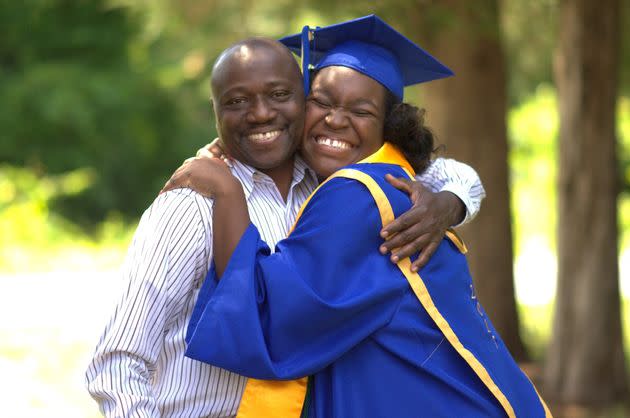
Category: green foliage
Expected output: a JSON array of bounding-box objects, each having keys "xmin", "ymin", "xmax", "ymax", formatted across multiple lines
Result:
[
  {"xmin": 501, "ymin": 0, "xmax": 556, "ymax": 106},
  {"xmin": 0, "ymin": 0, "xmax": 134, "ymax": 71},
  {"xmin": 621, "ymin": 0, "xmax": 630, "ymax": 95},
  {"xmin": 508, "ymin": 87, "xmax": 630, "ymax": 252},
  {"xmin": 508, "ymin": 85, "xmax": 558, "ymax": 254},
  {"xmin": 620, "ymin": 97, "xmax": 630, "ymax": 195},
  {"xmin": 0, "ymin": 0, "xmax": 211, "ymax": 227},
  {"xmin": 619, "ymin": 97, "xmax": 630, "ymax": 249},
  {"xmin": 0, "ymin": 0, "xmax": 628, "ymax": 233},
  {"xmin": 0, "ymin": 165, "xmax": 134, "ymax": 272}
]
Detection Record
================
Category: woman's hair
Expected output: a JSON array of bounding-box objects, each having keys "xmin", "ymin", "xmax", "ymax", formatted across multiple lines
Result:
[{"xmin": 383, "ymin": 91, "xmax": 434, "ymax": 174}]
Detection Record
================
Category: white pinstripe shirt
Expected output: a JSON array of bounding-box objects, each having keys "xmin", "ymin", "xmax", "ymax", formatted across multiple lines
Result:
[{"xmin": 85, "ymin": 156, "xmax": 485, "ymax": 418}]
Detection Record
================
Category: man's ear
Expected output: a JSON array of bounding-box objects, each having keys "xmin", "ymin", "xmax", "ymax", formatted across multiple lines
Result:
[{"xmin": 209, "ymin": 98, "xmax": 220, "ymax": 132}]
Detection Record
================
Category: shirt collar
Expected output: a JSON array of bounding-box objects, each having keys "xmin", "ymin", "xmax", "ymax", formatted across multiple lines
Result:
[
  {"xmin": 229, "ymin": 159, "xmax": 256, "ymax": 200},
  {"xmin": 230, "ymin": 155, "xmax": 318, "ymax": 200},
  {"xmin": 358, "ymin": 142, "xmax": 416, "ymax": 176},
  {"xmin": 292, "ymin": 155, "xmax": 319, "ymax": 186}
]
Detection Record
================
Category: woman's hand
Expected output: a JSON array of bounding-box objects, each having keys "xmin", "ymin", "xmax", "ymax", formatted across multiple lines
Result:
[
  {"xmin": 160, "ymin": 139, "xmax": 238, "ymax": 197},
  {"xmin": 379, "ymin": 174, "xmax": 466, "ymax": 272},
  {"xmin": 194, "ymin": 138, "xmax": 232, "ymax": 162}
]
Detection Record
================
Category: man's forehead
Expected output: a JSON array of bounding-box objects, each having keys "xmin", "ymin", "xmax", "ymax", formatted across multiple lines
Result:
[
  {"xmin": 216, "ymin": 41, "xmax": 293, "ymax": 70},
  {"xmin": 211, "ymin": 41, "xmax": 301, "ymax": 96}
]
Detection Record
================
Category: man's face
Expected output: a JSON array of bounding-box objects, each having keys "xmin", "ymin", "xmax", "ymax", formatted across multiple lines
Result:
[{"xmin": 211, "ymin": 43, "xmax": 305, "ymax": 172}]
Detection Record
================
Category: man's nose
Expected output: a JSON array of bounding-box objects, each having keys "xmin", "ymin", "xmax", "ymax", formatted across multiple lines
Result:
[
  {"xmin": 247, "ymin": 97, "xmax": 277, "ymax": 124},
  {"xmin": 324, "ymin": 108, "xmax": 349, "ymax": 130}
]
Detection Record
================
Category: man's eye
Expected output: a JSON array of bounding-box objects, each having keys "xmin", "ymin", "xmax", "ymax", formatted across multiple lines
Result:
[
  {"xmin": 226, "ymin": 97, "xmax": 246, "ymax": 106},
  {"xmin": 271, "ymin": 90, "xmax": 291, "ymax": 99}
]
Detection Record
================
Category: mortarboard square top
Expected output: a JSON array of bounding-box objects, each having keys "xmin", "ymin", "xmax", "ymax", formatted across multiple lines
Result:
[{"xmin": 279, "ymin": 14, "xmax": 453, "ymax": 101}]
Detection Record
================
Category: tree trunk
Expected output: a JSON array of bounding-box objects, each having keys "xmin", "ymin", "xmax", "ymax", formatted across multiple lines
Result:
[
  {"xmin": 544, "ymin": 0, "xmax": 628, "ymax": 405},
  {"xmin": 406, "ymin": 0, "xmax": 528, "ymax": 361}
]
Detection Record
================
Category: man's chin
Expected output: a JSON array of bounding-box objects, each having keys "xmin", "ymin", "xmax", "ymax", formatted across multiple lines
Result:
[{"xmin": 248, "ymin": 151, "xmax": 295, "ymax": 172}]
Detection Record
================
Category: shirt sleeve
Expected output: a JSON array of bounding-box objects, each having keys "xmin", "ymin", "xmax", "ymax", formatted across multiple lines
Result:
[
  {"xmin": 185, "ymin": 177, "xmax": 408, "ymax": 380},
  {"xmin": 415, "ymin": 158, "xmax": 486, "ymax": 226},
  {"xmin": 85, "ymin": 190, "xmax": 213, "ymax": 417}
]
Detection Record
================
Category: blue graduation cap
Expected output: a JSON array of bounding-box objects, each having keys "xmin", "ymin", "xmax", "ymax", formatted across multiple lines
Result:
[{"xmin": 279, "ymin": 14, "xmax": 453, "ymax": 101}]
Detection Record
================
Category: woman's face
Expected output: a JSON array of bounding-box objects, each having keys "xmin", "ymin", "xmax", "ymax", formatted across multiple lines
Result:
[{"xmin": 301, "ymin": 66, "xmax": 388, "ymax": 178}]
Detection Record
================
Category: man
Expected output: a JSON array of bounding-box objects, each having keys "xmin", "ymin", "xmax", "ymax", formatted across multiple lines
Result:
[{"xmin": 85, "ymin": 37, "xmax": 485, "ymax": 417}]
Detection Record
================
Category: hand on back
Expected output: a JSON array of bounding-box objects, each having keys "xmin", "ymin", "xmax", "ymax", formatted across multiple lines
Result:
[{"xmin": 160, "ymin": 138, "xmax": 239, "ymax": 198}]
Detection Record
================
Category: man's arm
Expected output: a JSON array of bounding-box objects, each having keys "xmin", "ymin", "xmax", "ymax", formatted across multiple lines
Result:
[
  {"xmin": 379, "ymin": 157, "xmax": 485, "ymax": 271},
  {"xmin": 85, "ymin": 190, "xmax": 212, "ymax": 417},
  {"xmin": 416, "ymin": 157, "xmax": 486, "ymax": 225}
]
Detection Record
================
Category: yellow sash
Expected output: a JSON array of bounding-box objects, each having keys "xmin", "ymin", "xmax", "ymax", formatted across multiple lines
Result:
[{"xmin": 235, "ymin": 144, "xmax": 414, "ymax": 417}]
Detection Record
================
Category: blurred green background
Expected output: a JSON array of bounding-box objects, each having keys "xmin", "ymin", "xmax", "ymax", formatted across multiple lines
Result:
[{"xmin": 0, "ymin": 0, "xmax": 628, "ymax": 417}]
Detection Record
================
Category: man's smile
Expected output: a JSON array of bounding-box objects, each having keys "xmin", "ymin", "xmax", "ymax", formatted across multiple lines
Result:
[{"xmin": 246, "ymin": 129, "xmax": 283, "ymax": 143}]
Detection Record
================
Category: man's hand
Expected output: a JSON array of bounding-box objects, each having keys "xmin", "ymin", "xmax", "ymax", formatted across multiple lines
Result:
[{"xmin": 379, "ymin": 174, "xmax": 466, "ymax": 272}]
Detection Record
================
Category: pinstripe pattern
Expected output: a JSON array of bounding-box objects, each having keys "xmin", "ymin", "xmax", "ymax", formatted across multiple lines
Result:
[
  {"xmin": 419, "ymin": 158, "xmax": 486, "ymax": 225},
  {"xmin": 85, "ymin": 156, "xmax": 484, "ymax": 418}
]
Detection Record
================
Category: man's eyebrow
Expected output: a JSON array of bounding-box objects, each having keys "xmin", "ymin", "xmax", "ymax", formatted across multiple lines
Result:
[
  {"xmin": 217, "ymin": 87, "xmax": 246, "ymax": 100},
  {"xmin": 220, "ymin": 80, "xmax": 295, "ymax": 95},
  {"xmin": 265, "ymin": 80, "xmax": 296, "ymax": 88}
]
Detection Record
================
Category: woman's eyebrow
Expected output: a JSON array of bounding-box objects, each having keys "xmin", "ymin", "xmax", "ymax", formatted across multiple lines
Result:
[{"xmin": 349, "ymin": 98, "xmax": 379, "ymax": 108}]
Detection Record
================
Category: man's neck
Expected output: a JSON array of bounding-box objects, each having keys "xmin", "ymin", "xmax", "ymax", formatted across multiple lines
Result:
[{"xmin": 259, "ymin": 158, "xmax": 295, "ymax": 202}]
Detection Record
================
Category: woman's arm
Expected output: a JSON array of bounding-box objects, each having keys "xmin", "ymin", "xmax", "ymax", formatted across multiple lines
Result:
[
  {"xmin": 212, "ymin": 179, "xmax": 249, "ymax": 277},
  {"xmin": 185, "ymin": 177, "xmax": 408, "ymax": 379},
  {"xmin": 159, "ymin": 155, "xmax": 250, "ymax": 276}
]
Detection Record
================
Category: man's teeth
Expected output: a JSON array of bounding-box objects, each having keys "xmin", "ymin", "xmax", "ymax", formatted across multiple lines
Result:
[
  {"xmin": 316, "ymin": 137, "xmax": 351, "ymax": 150},
  {"xmin": 248, "ymin": 130, "xmax": 281, "ymax": 142}
]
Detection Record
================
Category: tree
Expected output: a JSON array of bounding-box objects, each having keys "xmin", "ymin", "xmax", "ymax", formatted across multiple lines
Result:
[
  {"xmin": 0, "ymin": 0, "xmax": 208, "ymax": 226},
  {"xmin": 398, "ymin": 0, "xmax": 528, "ymax": 360},
  {"xmin": 544, "ymin": 0, "xmax": 628, "ymax": 406}
]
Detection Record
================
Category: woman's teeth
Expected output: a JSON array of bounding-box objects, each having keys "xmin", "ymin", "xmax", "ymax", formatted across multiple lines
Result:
[
  {"xmin": 248, "ymin": 130, "xmax": 281, "ymax": 142},
  {"xmin": 315, "ymin": 137, "xmax": 351, "ymax": 150}
]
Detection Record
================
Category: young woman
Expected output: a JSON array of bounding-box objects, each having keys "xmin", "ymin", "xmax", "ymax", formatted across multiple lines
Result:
[{"xmin": 182, "ymin": 15, "xmax": 551, "ymax": 418}]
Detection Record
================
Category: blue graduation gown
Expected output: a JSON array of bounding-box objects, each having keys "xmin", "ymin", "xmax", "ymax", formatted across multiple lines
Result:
[{"xmin": 185, "ymin": 148, "xmax": 550, "ymax": 418}]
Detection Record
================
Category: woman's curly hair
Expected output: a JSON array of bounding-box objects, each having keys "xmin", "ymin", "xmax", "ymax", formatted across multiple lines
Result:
[{"xmin": 383, "ymin": 92, "xmax": 434, "ymax": 174}]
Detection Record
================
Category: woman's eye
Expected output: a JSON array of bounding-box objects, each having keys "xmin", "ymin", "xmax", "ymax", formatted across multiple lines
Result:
[
  {"xmin": 352, "ymin": 109, "xmax": 372, "ymax": 117},
  {"xmin": 309, "ymin": 97, "xmax": 331, "ymax": 108}
]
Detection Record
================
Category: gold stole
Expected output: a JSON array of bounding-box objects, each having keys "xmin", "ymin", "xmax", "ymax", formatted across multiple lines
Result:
[
  {"xmin": 235, "ymin": 143, "xmax": 416, "ymax": 417},
  {"xmin": 235, "ymin": 143, "xmax": 552, "ymax": 417}
]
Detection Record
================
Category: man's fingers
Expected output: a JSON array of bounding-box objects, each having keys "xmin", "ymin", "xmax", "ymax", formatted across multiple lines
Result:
[
  {"xmin": 411, "ymin": 241, "xmax": 440, "ymax": 272},
  {"xmin": 385, "ymin": 174, "xmax": 413, "ymax": 195},
  {"xmin": 380, "ymin": 207, "xmax": 426, "ymax": 239},
  {"xmin": 380, "ymin": 223, "xmax": 428, "ymax": 254},
  {"xmin": 388, "ymin": 233, "xmax": 432, "ymax": 262}
]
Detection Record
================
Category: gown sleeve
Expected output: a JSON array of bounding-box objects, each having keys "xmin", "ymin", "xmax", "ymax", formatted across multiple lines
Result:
[{"xmin": 184, "ymin": 176, "xmax": 409, "ymax": 379}]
